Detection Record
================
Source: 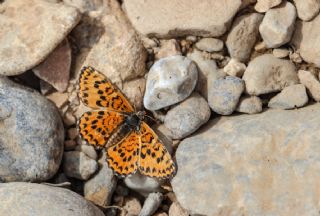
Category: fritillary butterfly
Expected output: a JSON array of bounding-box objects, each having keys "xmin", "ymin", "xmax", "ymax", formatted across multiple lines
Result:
[{"xmin": 78, "ymin": 66, "xmax": 176, "ymax": 179}]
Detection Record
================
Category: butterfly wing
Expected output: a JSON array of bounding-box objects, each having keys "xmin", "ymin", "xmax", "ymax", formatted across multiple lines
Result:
[
  {"xmin": 78, "ymin": 110, "xmax": 125, "ymax": 148},
  {"xmin": 138, "ymin": 122, "xmax": 176, "ymax": 179},
  {"xmin": 79, "ymin": 66, "xmax": 134, "ymax": 112},
  {"xmin": 106, "ymin": 131, "xmax": 140, "ymax": 176}
]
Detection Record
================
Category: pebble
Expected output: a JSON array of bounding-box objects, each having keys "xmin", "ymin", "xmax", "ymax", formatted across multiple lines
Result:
[
  {"xmin": 272, "ymin": 48, "xmax": 290, "ymax": 58},
  {"xmin": 0, "ymin": 77, "xmax": 64, "ymax": 182},
  {"xmin": 75, "ymin": 144, "xmax": 98, "ymax": 160},
  {"xmin": 292, "ymin": 15, "xmax": 320, "ymax": 67},
  {"xmin": 155, "ymin": 39, "xmax": 182, "ymax": 59},
  {"xmin": 122, "ymin": 197, "xmax": 142, "ymax": 216},
  {"xmin": 236, "ymin": 96, "xmax": 263, "ymax": 114},
  {"xmin": 67, "ymin": 127, "xmax": 78, "ymax": 140},
  {"xmin": 298, "ymin": 70, "xmax": 320, "ymax": 102},
  {"xmin": 223, "ymin": 58, "xmax": 246, "ymax": 77},
  {"xmin": 84, "ymin": 154, "xmax": 117, "ymax": 207},
  {"xmin": 172, "ymin": 104, "xmax": 320, "ymax": 215},
  {"xmin": 254, "ymin": 0, "xmax": 282, "ymax": 12},
  {"xmin": 122, "ymin": 77, "xmax": 146, "ymax": 112},
  {"xmin": 226, "ymin": 13, "xmax": 263, "ymax": 62},
  {"xmin": 123, "ymin": 0, "xmax": 241, "ymax": 37},
  {"xmin": 293, "ymin": 0, "xmax": 320, "ymax": 21},
  {"xmin": 0, "ymin": 182, "xmax": 104, "ymax": 216},
  {"xmin": 0, "ymin": 0, "xmax": 80, "ymax": 76},
  {"xmin": 33, "ymin": 39, "xmax": 71, "ymax": 92},
  {"xmin": 124, "ymin": 172, "xmax": 163, "ymax": 196},
  {"xmin": 64, "ymin": 140, "xmax": 77, "ymax": 151},
  {"xmin": 63, "ymin": 111, "xmax": 77, "ymax": 126},
  {"xmin": 259, "ymin": 1, "xmax": 296, "ymax": 48},
  {"xmin": 139, "ymin": 193, "xmax": 163, "ymax": 216},
  {"xmin": 208, "ymin": 76, "xmax": 245, "ymax": 115},
  {"xmin": 268, "ymin": 84, "xmax": 308, "ymax": 109},
  {"xmin": 195, "ymin": 38, "xmax": 224, "ymax": 52},
  {"xmin": 242, "ymin": 54, "xmax": 298, "ymax": 95},
  {"xmin": 63, "ymin": 151, "xmax": 98, "ymax": 180},
  {"xmin": 187, "ymin": 49, "xmax": 218, "ymax": 99},
  {"xmin": 168, "ymin": 202, "xmax": 189, "ymax": 216},
  {"xmin": 143, "ymin": 55, "xmax": 198, "ymax": 110},
  {"xmin": 84, "ymin": 0, "xmax": 147, "ymax": 85},
  {"xmin": 46, "ymin": 92, "xmax": 69, "ymax": 109},
  {"xmin": 63, "ymin": 0, "xmax": 104, "ymax": 13},
  {"xmin": 164, "ymin": 93, "xmax": 211, "ymax": 139}
]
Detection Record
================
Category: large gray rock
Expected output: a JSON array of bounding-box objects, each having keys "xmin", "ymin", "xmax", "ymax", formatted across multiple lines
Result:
[
  {"xmin": 172, "ymin": 104, "xmax": 320, "ymax": 215},
  {"xmin": 243, "ymin": 54, "xmax": 299, "ymax": 95},
  {"xmin": 226, "ymin": 13, "xmax": 263, "ymax": 62},
  {"xmin": 259, "ymin": 1, "xmax": 296, "ymax": 48},
  {"xmin": 0, "ymin": 182, "xmax": 104, "ymax": 216},
  {"xmin": 0, "ymin": 0, "xmax": 80, "ymax": 75},
  {"xmin": 0, "ymin": 78, "xmax": 64, "ymax": 182},
  {"xmin": 144, "ymin": 55, "xmax": 198, "ymax": 110},
  {"xmin": 293, "ymin": 0, "xmax": 320, "ymax": 21},
  {"xmin": 123, "ymin": 0, "xmax": 241, "ymax": 38}
]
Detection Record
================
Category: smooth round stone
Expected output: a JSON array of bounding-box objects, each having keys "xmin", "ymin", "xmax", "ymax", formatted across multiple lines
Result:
[
  {"xmin": 164, "ymin": 93, "xmax": 211, "ymax": 139},
  {"xmin": 0, "ymin": 77, "xmax": 64, "ymax": 182},
  {"xmin": 293, "ymin": 0, "xmax": 320, "ymax": 21},
  {"xmin": 195, "ymin": 38, "xmax": 224, "ymax": 52},
  {"xmin": 140, "ymin": 192, "xmax": 163, "ymax": 216},
  {"xmin": 0, "ymin": 182, "xmax": 104, "ymax": 216},
  {"xmin": 254, "ymin": 0, "xmax": 282, "ymax": 13},
  {"xmin": 298, "ymin": 70, "xmax": 320, "ymax": 102},
  {"xmin": 236, "ymin": 96, "xmax": 263, "ymax": 114},
  {"xmin": 144, "ymin": 55, "xmax": 198, "ymax": 110}
]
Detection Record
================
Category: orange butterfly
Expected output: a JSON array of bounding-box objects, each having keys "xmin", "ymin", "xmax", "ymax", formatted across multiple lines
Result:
[{"xmin": 78, "ymin": 66, "xmax": 176, "ymax": 179}]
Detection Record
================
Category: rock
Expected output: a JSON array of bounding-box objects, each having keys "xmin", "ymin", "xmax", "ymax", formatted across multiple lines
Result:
[
  {"xmin": 123, "ymin": 0, "xmax": 242, "ymax": 38},
  {"xmin": 63, "ymin": 111, "xmax": 77, "ymax": 126},
  {"xmin": 236, "ymin": 96, "xmax": 263, "ymax": 114},
  {"xmin": 187, "ymin": 49, "xmax": 219, "ymax": 99},
  {"xmin": 84, "ymin": 0, "xmax": 147, "ymax": 86},
  {"xmin": 292, "ymin": 15, "xmax": 320, "ymax": 67},
  {"xmin": 195, "ymin": 38, "xmax": 224, "ymax": 52},
  {"xmin": 226, "ymin": 13, "xmax": 263, "ymax": 62},
  {"xmin": 155, "ymin": 39, "xmax": 181, "ymax": 60},
  {"xmin": 84, "ymin": 154, "xmax": 117, "ymax": 207},
  {"xmin": 223, "ymin": 58, "xmax": 246, "ymax": 77},
  {"xmin": 139, "ymin": 193, "xmax": 163, "ymax": 216},
  {"xmin": 122, "ymin": 77, "xmax": 146, "ymax": 111},
  {"xmin": 293, "ymin": 0, "xmax": 320, "ymax": 21},
  {"xmin": 242, "ymin": 54, "xmax": 298, "ymax": 95},
  {"xmin": 298, "ymin": 70, "xmax": 320, "ymax": 102},
  {"xmin": 0, "ymin": 78, "xmax": 64, "ymax": 182},
  {"xmin": 124, "ymin": 172, "xmax": 163, "ymax": 196},
  {"xmin": 63, "ymin": 0, "xmax": 104, "ymax": 13},
  {"xmin": 46, "ymin": 92, "xmax": 69, "ymax": 109},
  {"xmin": 268, "ymin": 84, "xmax": 308, "ymax": 109},
  {"xmin": 164, "ymin": 93, "xmax": 211, "ymax": 139},
  {"xmin": 172, "ymin": 104, "xmax": 320, "ymax": 215},
  {"xmin": 122, "ymin": 197, "xmax": 142, "ymax": 216},
  {"xmin": 254, "ymin": 0, "xmax": 282, "ymax": 12},
  {"xmin": 67, "ymin": 127, "xmax": 78, "ymax": 140},
  {"xmin": 0, "ymin": 0, "xmax": 80, "ymax": 75},
  {"xmin": 64, "ymin": 140, "xmax": 77, "ymax": 151},
  {"xmin": 259, "ymin": 2, "xmax": 296, "ymax": 48},
  {"xmin": 63, "ymin": 151, "xmax": 98, "ymax": 180},
  {"xmin": 208, "ymin": 76, "xmax": 245, "ymax": 115},
  {"xmin": 0, "ymin": 182, "xmax": 104, "ymax": 216},
  {"xmin": 144, "ymin": 55, "xmax": 198, "ymax": 110},
  {"xmin": 272, "ymin": 48, "xmax": 290, "ymax": 58},
  {"xmin": 169, "ymin": 202, "xmax": 189, "ymax": 216},
  {"xmin": 33, "ymin": 39, "xmax": 71, "ymax": 92},
  {"xmin": 75, "ymin": 144, "xmax": 98, "ymax": 160},
  {"xmin": 289, "ymin": 52, "xmax": 303, "ymax": 63}
]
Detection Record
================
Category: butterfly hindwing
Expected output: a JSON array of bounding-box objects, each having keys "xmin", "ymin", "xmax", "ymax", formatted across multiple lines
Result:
[
  {"xmin": 106, "ymin": 131, "xmax": 140, "ymax": 176},
  {"xmin": 79, "ymin": 66, "xmax": 134, "ymax": 112},
  {"xmin": 138, "ymin": 122, "xmax": 176, "ymax": 179},
  {"xmin": 78, "ymin": 110, "xmax": 125, "ymax": 148}
]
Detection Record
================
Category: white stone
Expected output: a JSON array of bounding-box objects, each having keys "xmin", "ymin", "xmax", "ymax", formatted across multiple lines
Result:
[
  {"xmin": 195, "ymin": 38, "xmax": 224, "ymax": 52},
  {"xmin": 223, "ymin": 58, "xmax": 246, "ymax": 77},
  {"xmin": 293, "ymin": 0, "xmax": 320, "ymax": 21},
  {"xmin": 298, "ymin": 70, "xmax": 320, "ymax": 102},
  {"xmin": 272, "ymin": 48, "xmax": 290, "ymax": 58},
  {"xmin": 254, "ymin": 0, "xmax": 282, "ymax": 12}
]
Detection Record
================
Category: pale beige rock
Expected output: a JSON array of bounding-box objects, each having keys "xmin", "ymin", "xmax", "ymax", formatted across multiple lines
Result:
[
  {"xmin": 172, "ymin": 104, "xmax": 320, "ymax": 215},
  {"xmin": 259, "ymin": 1, "xmax": 296, "ymax": 48},
  {"xmin": 169, "ymin": 202, "xmax": 189, "ymax": 216},
  {"xmin": 155, "ymin": 39, "xmax": 181, "ymax": 60},
  {"xmin": 236, "ymin": 96, "xmax": 263, "ymax": 114},
  {"xmin": 293, "ymin": 0, "xmax": 320, "ymax": 21},
  {"xmin": 272, "ymin": 48, "xmax": 289, "ymax": 58},
  {"xmin": 0, "ymin": 0, "xmax": 80, "ymax": 75},
  {"xmin": 243, "ymin": 54, "xmax": 298, "ymax": 95},
  {"xmin": 75, "ymin": 144, "xmax": 97, "ymax": 160},
  {"xmin": 122, "ymin": 78, "xmax": 146, "ymax": 111},
  {"xmin": 195, "ymin": 38, "xmax": 224, "ymax": 52},
  {"xmin": 298, "ymin": 70, "xmax": 320, "ymax": 101},
  {"xmin": 122, "ymin": 197, "xmax": 142, "ymax": 216},
  {"xmin": 63, "ymin": 0, "xmax": 104, "ymax": 13},
  {"xmin": 123, "ymin": 0, "xmax": 242, "ymax": 38},
  {"xmin": 84, "ymin": 0, "xmax": 147, "ymax": 86},
  {"xmin": 254, "ymin": 0, "xmax": 282, "ymax": 12},
  {"xmin": 223, "ymin": 58, "xmax": 246, "ymax": 77},
  {"xmin": 46, "ymin": 92, "xmax": 69, "ymax": 108}
]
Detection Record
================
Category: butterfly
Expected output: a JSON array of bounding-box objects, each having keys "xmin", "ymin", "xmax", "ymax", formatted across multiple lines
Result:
[{"xmin": 77, "ymin": 66, "xmax": 176, "ymax": 179}]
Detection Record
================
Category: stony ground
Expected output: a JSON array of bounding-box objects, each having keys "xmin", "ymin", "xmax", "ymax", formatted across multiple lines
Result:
[{"xmin": 1, "ymin": 0, "xmax": 320, "ymax": 215}]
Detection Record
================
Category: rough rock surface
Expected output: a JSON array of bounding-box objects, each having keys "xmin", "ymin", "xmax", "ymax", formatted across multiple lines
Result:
[
  {"xmin": 164, "ymin": 93, "xmax": 211, "ymax": 139},
  {"xmin": 268, "ymin": 84, "xmax": 308, "ymax": 109},
  {"xmin": 293, "ymin": 0, "xmax": 320, "ymax": 21},
  {"xmin": 243, "ymin": 54, "xmax": 298, "ymax": 95},
  {"xmin": 144, "ymin": 55, "xmax": 198, "ymax": 110},
  {"xmin": 0, "ymin": 77, "xmax": 64, "ymax": 182},
  {"xmin": 0, "ymin": 0, "xmax": 80, "ymax": 75},
  {"xmin": 123, "ymin": 0, "xmax": 242, "ymax": 38},
  {"xmin": 172, "ymin": 104, "xmax": 320, "ymax": 215},
  {"xmin": 298, "ymin": 70, "xmax": 320, "ymax": 102},
  {"xmin": 0, "ymin": 182, "xmax": 104, "ymax": 216},
  {"xmin": 236, "ymin": 96, "xmax": 263, "ymax": 114},
  {"xmin": 226, "ymin": 13, "xmax": 263, "ymax": 63},
  {"xmin": 223, "ymin": 58, "xmax": 246, "ymax": 77},
  {"xmin": 259, "ymin": 1, "xmax": 296, "ymax": 48},
  {"xmin": 254, "ymin": 0, "xmax": 282, "ymax": 13}
]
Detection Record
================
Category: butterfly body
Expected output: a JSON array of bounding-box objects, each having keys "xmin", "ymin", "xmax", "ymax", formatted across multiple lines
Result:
[{"xmin": 78, "ymin": 66, "xmax": 176, "ymax": 179}]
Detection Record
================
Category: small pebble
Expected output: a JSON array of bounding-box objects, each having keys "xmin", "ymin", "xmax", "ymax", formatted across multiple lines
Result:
[
  {"xmin": 223, "ymin": 58, "xmax": 246, "ymax": 77},
  {"xmin": 236, "ymin": 96, "xmax": 263, "ymax": 114},
  {"xmin": 46, "ymin": 92, "xmax": 69, "ymax": 108},
  {"xmin": 67, "ymin": 127, "xmax": 78, "ymax": 140},
  {"xmin": 298, "ymin": 70, "xmax": 320, "ymax": 102},
  {"xmin": 139, "ymin": 192, "xmax": 163, "ymax": 216},
  {"xmin": 64, "ymin": 140, "xmax": 77, "ymax": 151},
  {"xmin": 254, "ymin": 0, "xmax": 282, "ymax": 12},
  {"xmin": 155, "ymin": 39, "xmax": 181, "ymax": 59},
  {"xmin": 195, "ymin": 38, "xmax": 224, "ymax": 52},
  {"xmin": 121, "ymin": 197, "xmax": 142, "ymax": 216},
  {"xmin": 169, "ymin": 202, "xmax": 189, "ymax": 216},
  {"xmin": 273, "ymin": 48, "xmax": 290, "ymax": 58},
  {"xmin": 75, "ymin": 144, "xmax": 98, "ymax": 160}
]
